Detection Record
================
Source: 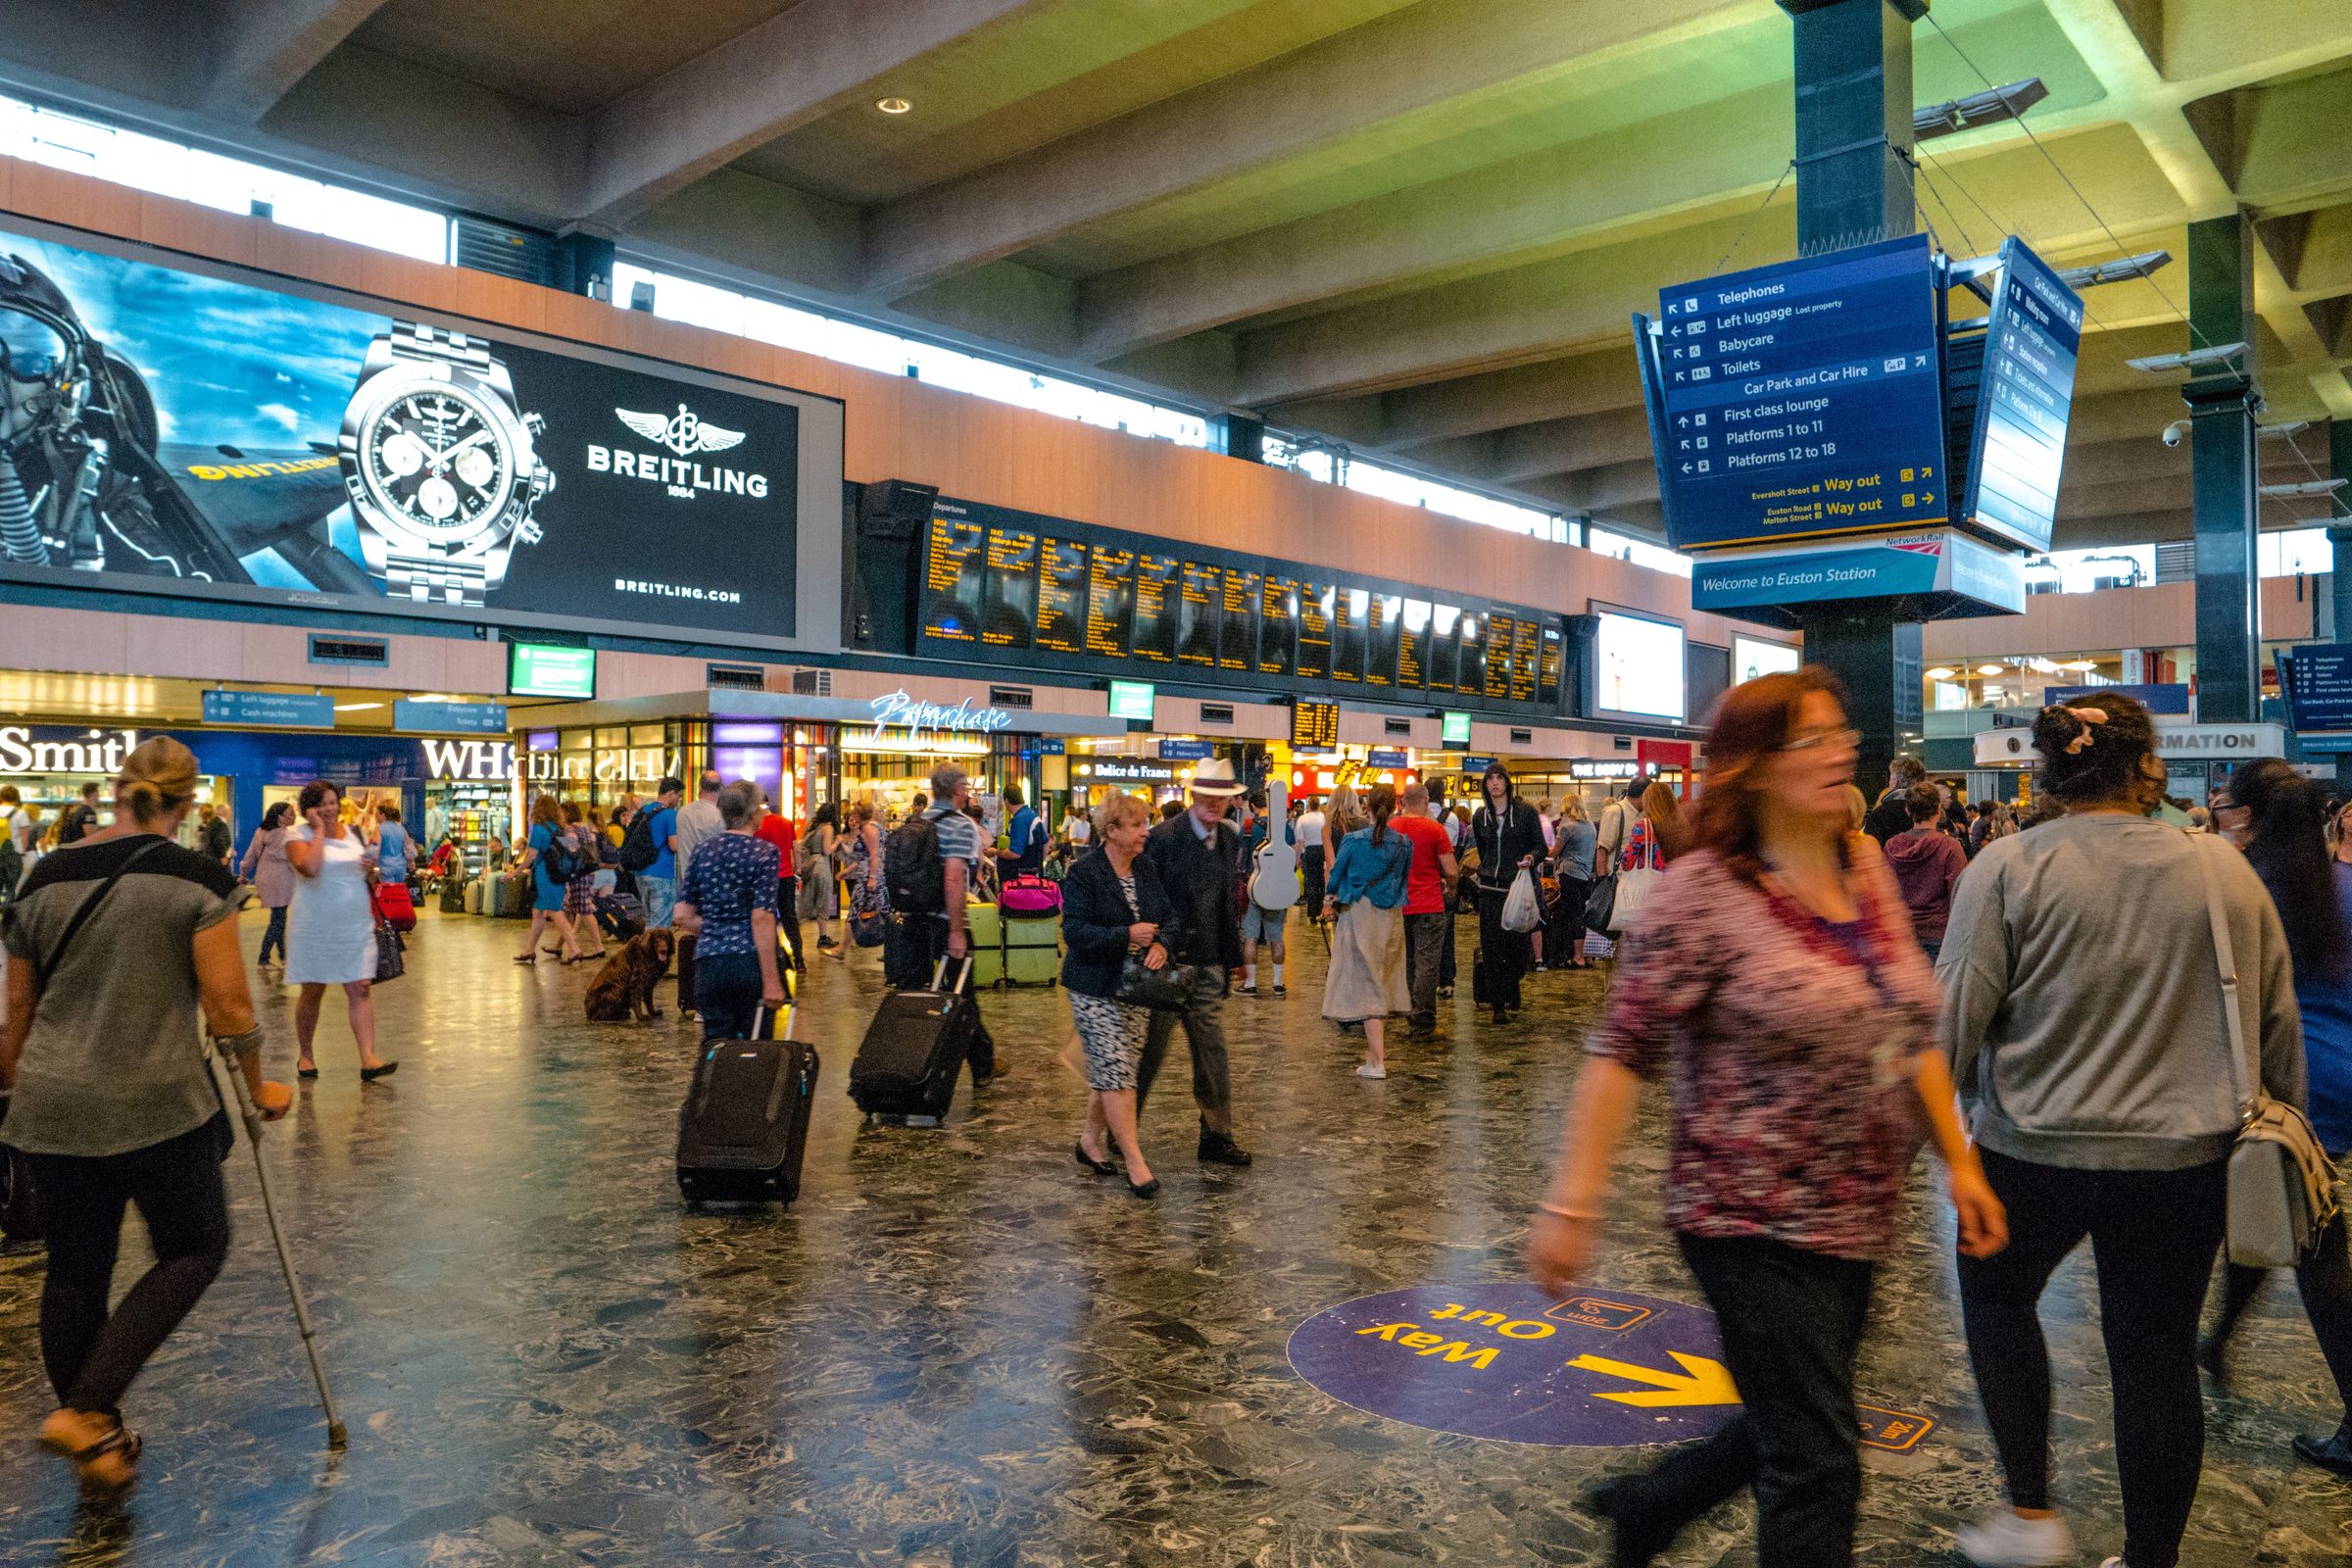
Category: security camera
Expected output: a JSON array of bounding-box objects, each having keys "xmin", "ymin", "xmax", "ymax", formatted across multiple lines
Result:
[{"xmin": 2161, "ymin": 419, "xmax": 2190, "ymax": 448}]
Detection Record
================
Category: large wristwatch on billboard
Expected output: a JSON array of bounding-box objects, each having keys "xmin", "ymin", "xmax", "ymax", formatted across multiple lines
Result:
[{"xmin": 337, "ymin": 320, "xmax": 555, "ymax": 607}]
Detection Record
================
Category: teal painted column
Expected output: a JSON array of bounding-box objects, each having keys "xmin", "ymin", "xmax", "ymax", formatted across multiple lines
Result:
[
  {"xmin": 2330, "ymin": 420, "xmax": 2352, "ymax": 641},
  {"xmin": 2184, "ymin": 214, "xmax": 2261, "ymax": 722},
  {"xmin": 1778, "ymin": 0, "xmax": 1924, "ymax": 781}
]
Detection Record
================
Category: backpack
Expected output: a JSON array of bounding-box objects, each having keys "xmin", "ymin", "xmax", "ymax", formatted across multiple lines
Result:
[
  {"xmin": 538, "ymin": 828, "xmax": 583, "ymax": 885},
  {"xmin": 618, "ymin": 806, "xmax": 664, "ymax": 873},
  {"xmin": 884, "ymin": 812, "xmax": 946, "ymax": 915}
]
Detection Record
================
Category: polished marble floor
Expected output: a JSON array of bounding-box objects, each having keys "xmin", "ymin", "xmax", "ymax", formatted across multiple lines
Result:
[{"xmin": 0, "ymin": 906, "xmax": 2346, "ymax": 1566}]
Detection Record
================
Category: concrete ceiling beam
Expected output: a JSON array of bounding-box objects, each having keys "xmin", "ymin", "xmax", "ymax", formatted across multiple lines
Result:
[
  {"xmin": 205, "ymin": 0, "xmax": 393, "ymax": 122},
  {"xmin": 573, "ymin": 0, "xmax": 1046, "ymax": 234},
  {"xmin": 1072, "ymin": 78, "xmax": 1792, "ymax": 362},
  {"xmin": 1269, "ymin": 351, "xmax": 1645, "ymax": 452},
  {"xmin": 1395, "ymin": 406, "xmax": 1657, "ymax": 484},
  {"xmin": 857, "ymin": 0, "xmax": 1752, "ymax": 300}
]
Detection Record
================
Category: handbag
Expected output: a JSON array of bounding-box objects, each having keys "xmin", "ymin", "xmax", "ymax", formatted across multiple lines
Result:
[
  {"xmin": 373, "ymin": 916, "xmax": 406, "ymax": 984},
  {"xmin": 2192, "ymin": 834, "xmax": 2340, "ymax": 1267},
  {"xmin": 1114, "ymin": 952, "xmax": 1199, "ymax": 1011},
  {"xmin": 1585, "ymin": 874, "xmax": 1619, "ymax": 932},
  {"xmin": 1500, "ymin": 867, "xmax": 1544, "ymax": 933}
]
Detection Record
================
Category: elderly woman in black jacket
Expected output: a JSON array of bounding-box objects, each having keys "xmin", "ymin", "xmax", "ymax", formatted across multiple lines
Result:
[
  {"xmin": 1472, "ymin": 760, "xmax": 1547, "ymax": 1023},
  {"xmin": 1062, "ymin": 790, "xmax": 1182, "ymax": 1200}
]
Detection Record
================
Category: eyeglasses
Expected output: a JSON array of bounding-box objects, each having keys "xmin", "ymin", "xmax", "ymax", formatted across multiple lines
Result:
[{"xmin": 1781, "ymin": 727, "xmax": 1859, "ymax": 755}]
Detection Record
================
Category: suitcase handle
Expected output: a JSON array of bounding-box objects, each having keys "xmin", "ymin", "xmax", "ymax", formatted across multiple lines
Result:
[{"xmin": 927, "ymin": 954, "xmax": 975, "ymax": 996}]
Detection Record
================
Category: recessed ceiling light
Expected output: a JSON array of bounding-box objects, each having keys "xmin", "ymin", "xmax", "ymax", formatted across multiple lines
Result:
[
  {"xmin": 333, "ymin": 702, "xmax": 382, "ymax": 712},
  {"xmin": 1925, "ymin": 666, "xmax": 1958, "ymax": 680},
  {"xmin": 1975, "ymin": 663, "xmax": 2006, "ymax": 675},
  {"xmin": 2061, "ymin": 660, "xmax": 2098, "ymax": 671},
  {"xmin": 876, "ymin": 97, "xmax": 911, "ymax": 115}
]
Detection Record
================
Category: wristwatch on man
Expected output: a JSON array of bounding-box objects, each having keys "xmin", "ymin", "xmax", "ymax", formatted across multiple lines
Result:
[{"xmin": 337, "ymin": 320, "xmax": 555, "ymax": 607}]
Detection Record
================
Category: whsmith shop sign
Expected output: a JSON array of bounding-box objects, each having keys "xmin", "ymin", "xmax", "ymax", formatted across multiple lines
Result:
[{"xmin": 0, "ymin": 725, "xmax": 141, "ymax": 775}]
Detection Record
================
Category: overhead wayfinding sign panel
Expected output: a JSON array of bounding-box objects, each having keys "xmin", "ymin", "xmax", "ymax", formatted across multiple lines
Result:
[
  {"xmin": 1961, "ymin": 237, "xmax": 2083, "ymax": 554},
  {"xmin": 1649, "ymin": 233, "xmax": 1948, "ymax": 552}
]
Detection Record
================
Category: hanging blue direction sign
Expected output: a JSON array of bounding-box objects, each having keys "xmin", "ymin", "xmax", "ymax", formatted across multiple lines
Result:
[
  {"xmin": 1961, "ymin": 238, "xmax": 2082, "ymax": 554},
  {"xmin": 2283, "ymin": 645, "xmax": 2352, "ymax": 734},
  {"xmin": 1645, "ymin": 234, "xmax": 1949, "ymax": 552}
]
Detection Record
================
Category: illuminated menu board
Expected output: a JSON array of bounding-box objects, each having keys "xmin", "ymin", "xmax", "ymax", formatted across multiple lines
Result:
[
  {"xmin": 1132, "ymin": 554, "xmax": 1179, "ymax": 664},
  {"xmin": 1538, "ymin": 620, "xmax": 1565, "ymax": 706},
  {"xmin": 1297, "ymin": 580, "xmax": 1332, "ymax": 680},
  {"xmin": 1332, "ymin": 587, "xmax": 1366, "ymax": 684},
  {"xmin": 982, "ymin": 526, "xmax": 1039, "ymax": 649},
  {"xmin": 1220, "ymin": 568, "xmax": 1259, "ymax": 672},
  {"xmin": 1293, "ymin": 699, "xmax": 1341, "ymax": 750},
  {"xmin": 1482, "ymin": 613, "xmax": 1515, "ymax": 701},
  {"xmin": 921, "ymin": 514, "xmax": 986, "ymax": 645},
  {"xmin": 1036, "ymin": 536, "xmax": 1088, "ymax": 656},
  {"xmin": 1086, "ymin": 547, "xmax": 1136, "ymax": 659},
  {"xmin": 1397, "ymin": 599, "xmax": 1430, "ymax": 688},
  {"xmin": 1258, "ymin": 576, "xmax": 1297, "ymax": 677},
  {"xmin": 1177, "ymin": 561, "xmax": 1221, "ymax": 667},
  {"xmin": 913, "ymin": 494, "xmax": 1567, "ymax": 716},
  {"xmin": 1509, "ymin": 616, "xmax": 1540, "ymax": 702},
  {"xmin": 1367, "ymin": 593, "xmax": 1401, "ymax": 689}
]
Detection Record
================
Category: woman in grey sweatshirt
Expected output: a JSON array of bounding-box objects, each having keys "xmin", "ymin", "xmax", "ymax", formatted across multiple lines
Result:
[{"xmin": 1939, "ymin": 694, "xmax": 2303, "ymax": 1568}]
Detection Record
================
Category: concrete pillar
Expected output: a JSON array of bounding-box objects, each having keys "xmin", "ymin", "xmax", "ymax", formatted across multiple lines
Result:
[
  {"xmin": 2330, "ymin": 420, "xmax": 2352, "ymax": 643},
  {"xmin": 1778, "ymin": 0, "xmax": 1924, "ymax": 781},
  {"xmin": 2184, "ymin": 214, "xmax": 2262, "ymax": 722}
]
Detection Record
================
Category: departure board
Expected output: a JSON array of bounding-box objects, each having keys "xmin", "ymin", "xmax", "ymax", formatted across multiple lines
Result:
[
  {"xmin": 1509, "ymin": 616, "xmax": 1540, "ymax": 702},
  {"xmin": 1332, "ymin": 587, "xmax": 1366, "ymax": 684},
  {"xmin": 982, "ymin": 526, "xmax": 1039, "ymax": 649},
  {"xmin": 1086, "ymin": 547, "xmax": 1136, "ymax": 659},
  {"xmin": 1036, "ymin": 536, "xmax": 1088, "ymax": 656},
  {"xmin": 1258, "ymin": 576, "xmax": 1297, "ymax": 677},
  {"xmin": 1458, "ymin": 612, "xmax": 1487, "ymax": 698},
  {"xmin": 1132, "ymin": 554, "xmax": 1179, "ymax": 664},
  {"xmin": 1298, "ymin": 581, "xmax": 1332, "ymax": 680},
  {"xmin": 1177, "ymin": 561, "xmax": 1221, "ymax": 667},
  {"xmin": 1292, "ymin": 699, "xmax": 1341, "ymax": 750},
  {"xmin": 1427, "ymin": 604, "xmax": 1461, "ymax": 693},
  {"xmin": 1367, "ymin": 593, "xmax": 1400, "ymax": 688},
  {"xmin": 912, "ymin": 494, "xmax": 1569, "ymax": 717},
  {"xmin": 1397, "ymin": 599, "xmax": 1430, "ymax": 688},
  {"xmin": 1220, "ymin": 568, "xmax": 1259, "ymax": 672}
]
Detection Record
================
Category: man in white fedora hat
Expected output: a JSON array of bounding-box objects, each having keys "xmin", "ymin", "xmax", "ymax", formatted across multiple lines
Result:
[{"xmin": 1136, "ymin": 757, "xmax": 1252, "ymax": 1168}]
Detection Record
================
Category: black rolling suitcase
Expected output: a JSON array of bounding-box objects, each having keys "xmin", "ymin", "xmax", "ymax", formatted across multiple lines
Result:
[
  {"xmin": 676, "ymin": 1007, "xmax": 818, "ymax": 1205},
  {"xmin": 848, "ymin": 958, "xmax": 976, "ymax": 1122}
]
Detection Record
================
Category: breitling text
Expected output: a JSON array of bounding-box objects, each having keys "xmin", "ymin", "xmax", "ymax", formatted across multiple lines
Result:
[
  {"xmin": 613, "ymin": 578, "xmax": 745, "ymax": 605},
  {"xmin": 585, "ymin": 447, "xmax": 771, "ymax": 499}
]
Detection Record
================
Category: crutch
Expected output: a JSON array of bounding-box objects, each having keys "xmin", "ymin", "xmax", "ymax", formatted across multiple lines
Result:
[{"xmin": 211, "ymin": 1040, "xmax": 348, "ymax": 1451}]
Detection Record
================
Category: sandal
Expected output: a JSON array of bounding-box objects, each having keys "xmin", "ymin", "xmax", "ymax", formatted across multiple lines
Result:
[
  {"xmin": 297, "ymin": 1063, "xmax": 318, "ymax": 1080},
  {"xmin": 514, "ymin": 954, "xmax": 536, "ymax": 965},
  {"xmin": 39, "ymin": 1409, "xmax": 141, "ymax": 1495}
]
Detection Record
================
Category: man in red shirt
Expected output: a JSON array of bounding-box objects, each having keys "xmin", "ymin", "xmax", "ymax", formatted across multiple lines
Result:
[
  {"xmin": 1392, "ymin": 781, "xmax": 1460, "ymax": 1039},
  {"xmin": 753, "ymin": 793, "xmax": 804, "ymax": 972}
]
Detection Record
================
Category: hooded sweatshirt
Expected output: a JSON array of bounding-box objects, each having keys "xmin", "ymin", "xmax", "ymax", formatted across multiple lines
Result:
[{"xmin": 1884, "ymin": 824, "xmax": 1969, "ymax": 945}]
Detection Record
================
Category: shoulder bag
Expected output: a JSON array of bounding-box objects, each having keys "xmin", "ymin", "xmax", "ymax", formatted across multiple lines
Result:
[
  {"xmin": 1114, "ymin": 951, "xmax": 1199, "ymax": 1011},
  {"xmin": 2193, "ymin": 834, "xmax": 2341, "ymax": 1267}
]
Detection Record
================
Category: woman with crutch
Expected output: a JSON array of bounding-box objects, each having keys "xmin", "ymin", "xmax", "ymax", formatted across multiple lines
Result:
[{"xmin": 0, "ymin": 737, "xmax": 292, "ymax": 1494}]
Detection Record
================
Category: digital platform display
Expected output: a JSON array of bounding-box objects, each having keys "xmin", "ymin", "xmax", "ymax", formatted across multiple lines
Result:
[{"xmin": 1961, "ymin": 237, "xmax": 2082, "ymax": 555}]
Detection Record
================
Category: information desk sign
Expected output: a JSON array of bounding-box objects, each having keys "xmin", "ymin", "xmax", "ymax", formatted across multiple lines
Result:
[
  {"xmin": 1961, "ymin": 237, "xmax": 2082, "ymax": 554},
  {"xmin": 1292, "ymin": 700, "xmax": 1341, "ymax": 751},
  {"xmin": 1651, "ymin": 233, "xmax": 1947, "ymax": 551}
]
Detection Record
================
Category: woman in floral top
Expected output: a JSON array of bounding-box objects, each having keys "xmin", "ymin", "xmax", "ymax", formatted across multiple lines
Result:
[{"xmin": 1527, "ymin": 667, "xmax": 2005, "ymax": 1568}]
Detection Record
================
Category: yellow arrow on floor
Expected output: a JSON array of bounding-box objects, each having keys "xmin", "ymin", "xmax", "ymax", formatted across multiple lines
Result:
[{"xmin": 1566, "ymin": 1350, "xmax": 1740, "ymax": 1408}]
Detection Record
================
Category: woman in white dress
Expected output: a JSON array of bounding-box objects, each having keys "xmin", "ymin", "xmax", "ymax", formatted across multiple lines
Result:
[{"xmin": 284, "ymin": 780, "xmax": 397, "ymax": 1082}]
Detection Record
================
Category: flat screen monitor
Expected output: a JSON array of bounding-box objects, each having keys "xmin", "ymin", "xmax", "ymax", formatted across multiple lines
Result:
[{"xmin": 1594, "ymin": 612, "xmax": 1687, "ymax": 720}]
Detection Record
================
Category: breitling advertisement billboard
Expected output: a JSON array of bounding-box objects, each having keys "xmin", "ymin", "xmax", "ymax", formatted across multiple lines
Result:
[{"xmin": 0, "ymin": 220, "xmax": 845, "ymax": 648}]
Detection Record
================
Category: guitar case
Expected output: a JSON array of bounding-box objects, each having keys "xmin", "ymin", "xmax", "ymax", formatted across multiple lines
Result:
[{"xmin": 1248, "ymin": 778, "xmax": 1300, "ymax": 910}]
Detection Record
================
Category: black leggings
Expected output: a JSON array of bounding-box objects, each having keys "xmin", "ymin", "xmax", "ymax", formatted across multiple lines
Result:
[
  {"xmin": 258, "ymin": 905, "xmax": 288, "ymax": 966},
  {"xmin": 1958, "ymin": 1150, "xmax": 2227, "ymax": 1568},
  {"xmin": 26, "ymin": 1119, "xmax": 230, "ymax": 1417},
  {"xmin": 2208, "ymin": 1192, "xmax": 2352, "ymax": 1433},
  {"xmin": 1608, "ymin": 1234, "xmax": 1875, "ymax": 1567},
  {"xmin": 1473, "ymin": 885, "xmax": 1530, "ymax": 1009}
]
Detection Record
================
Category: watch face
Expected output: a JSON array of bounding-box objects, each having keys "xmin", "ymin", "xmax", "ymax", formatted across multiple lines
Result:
[{"xmin": 355, "ymin": 380, "xmax": 517, "ymax": 548}]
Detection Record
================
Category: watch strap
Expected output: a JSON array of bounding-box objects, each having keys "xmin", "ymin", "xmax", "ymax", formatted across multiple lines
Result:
[
  {"xmin": 385, "ymin": 551, "xmax": 490, "ymax": 608},
  {"xmin": 385, "ymin": 320, "xmax": 494, "ymax": 373}
]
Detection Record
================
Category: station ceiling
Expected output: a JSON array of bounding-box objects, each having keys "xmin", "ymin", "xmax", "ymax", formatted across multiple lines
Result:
[{"xmin": 4, "ymin": 0, "xmax": 2350, "ymax": 553}]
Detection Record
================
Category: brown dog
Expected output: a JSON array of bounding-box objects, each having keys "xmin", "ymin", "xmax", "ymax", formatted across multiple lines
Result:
[{"xmin": 584, "ymin": 930, "xmax": 675, "ymax": 1021}]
